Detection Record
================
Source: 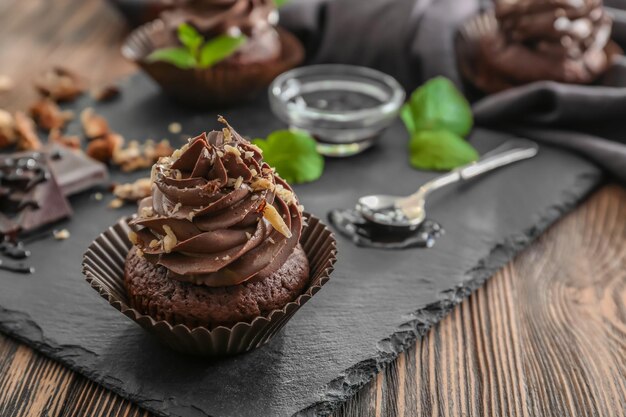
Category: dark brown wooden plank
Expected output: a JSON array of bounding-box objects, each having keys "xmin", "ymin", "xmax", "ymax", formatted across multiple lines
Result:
[
  {"xmin": 336, "ymin": 184, "xmax": 626, "ymax": 417},
  {"xmin": 1, "ymin": 1, "xmax": 625, "ymax": 416}
]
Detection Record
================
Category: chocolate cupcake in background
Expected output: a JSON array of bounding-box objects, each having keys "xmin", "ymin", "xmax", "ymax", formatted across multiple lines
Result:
[
  {"xmin": 457, "ymin": 0, "xmax": 621, "ymax": 93},
  {"xmin": 83, "ymin": 117, "xmax": 336, "ymax": 356},
  {"xmin": 108, "ymin": 0, "xmax": 188, "ymax": 28},
  {"xmin": 121, "ymin": 0, "xmax": 304, "ymax": 107},
  {"xmin": 161, "ymin": 0, "xmax": 282, "ymax": 66}
]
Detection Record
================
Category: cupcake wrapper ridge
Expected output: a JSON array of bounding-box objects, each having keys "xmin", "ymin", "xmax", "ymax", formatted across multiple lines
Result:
[{"xmin": 82, "ymin": 212, "xmax": 337, "ymax": 357}]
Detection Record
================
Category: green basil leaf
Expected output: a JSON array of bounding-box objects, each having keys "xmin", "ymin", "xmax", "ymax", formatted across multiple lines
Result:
[
  {"xmin": 408, "ymin": 130, "xmax": 478, "ymax": 171},
  {"xmin": 177, "ymin": 23, "xmax": 203, "ymax": 55},
  {"xmin": 253, "ymin": 130, "xmax": 324, "ymax": 184},
  {"xmin": 146, "ymin": 47, "xmax": 197, "ymax": 69},
  {"xmin": 401, "ymin": 76, "xmax": 473, "ymax": 137},
  {"xmin": 273, "ymin": 0, "xmax": 289, "ymax": 7},
  {"xmin": 198, "ymin": 35, "xmax": 247, "ymax": 68}
]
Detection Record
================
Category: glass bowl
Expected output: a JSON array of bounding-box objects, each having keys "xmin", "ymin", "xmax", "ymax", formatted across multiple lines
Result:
[{"xmin": 269, "ymin": 64, "xmax": 405, "ymax": 157}]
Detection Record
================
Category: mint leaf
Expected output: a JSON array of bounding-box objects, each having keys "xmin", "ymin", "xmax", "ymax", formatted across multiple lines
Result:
[
  {"xmin": 177, "ymin": 23, "xmax": 203, "ymax": 56},
  {"xmin": 401, "ymin": 76, "xmax": 473, "ymax": 137},
  {"xmin": 274, "ymin": 0, "xmax": 289, "ymax": 6},
  {"xmin": 409, "ymin": 130, "xmax": 478, "ymax": 171},
  {"xmin": 198, "ymin": 35, "xmax": 247, "ymax": 68},
  {"xmin": 146, "ymin": 47, "xmax": 197, "ymax": 69},
  {"xmin": 253, "ymin": 130, "xmax": 324, "ymax": 184}
]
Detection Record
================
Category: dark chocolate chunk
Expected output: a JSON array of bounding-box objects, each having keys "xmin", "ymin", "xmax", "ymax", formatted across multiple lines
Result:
[{"xmin": 45, "ymin": 145, "xmax": 109, "ymax": 196}]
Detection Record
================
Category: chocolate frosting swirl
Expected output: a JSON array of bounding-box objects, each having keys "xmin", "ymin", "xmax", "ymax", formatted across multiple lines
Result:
[
  {"xmin": 162, "ymin": 0, "xmax": 277, "ymax": 37},
  {"xmin": 128, "ymin": 119, "xmax": 303, "ymax": 287},
  {"xmin": 478, "ymin": 0, "xmax": 613, "ymax": 86}
]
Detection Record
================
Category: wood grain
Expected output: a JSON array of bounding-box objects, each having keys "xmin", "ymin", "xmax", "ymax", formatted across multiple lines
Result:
[{"xmin": 1, "ymin": 0, "xmax": 625, "ymax": 416}]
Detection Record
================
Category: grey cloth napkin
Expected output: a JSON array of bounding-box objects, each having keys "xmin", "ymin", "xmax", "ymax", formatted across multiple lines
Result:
[{"xmin": 280, "ymin": 0, "xmax": 626, "ymax": 182}]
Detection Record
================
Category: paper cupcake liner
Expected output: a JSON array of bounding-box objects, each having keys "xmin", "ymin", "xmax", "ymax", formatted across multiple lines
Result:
[
  {"xmin": 122, "ymin": 19, "xmax": 305, "ymax": 107},
  {"xmin": 455, "ymin": 10, "xmax": 623, "ymax": 95},
  {"xmin": 82, "ymin": 213, "xmax": 337, "ymax": 356}
]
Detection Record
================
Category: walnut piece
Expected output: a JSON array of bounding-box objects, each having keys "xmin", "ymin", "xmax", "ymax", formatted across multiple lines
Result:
[
  {"xmin": 0, "ymin": 109, "xmax": 16, "ymax": 149},
  {"xmin": 251, "ymin": 177, "xmax": 273, "ymax": 191},
  {"xmin": 113, "ymin": 177, "xmax": 152, "ymax": 202},
  {"xmin": 80, "ymin": 108, "xmax": 109, "ymax": 139},
  {"xmin": 91, "ymin": 84, "xmax": 120, "ymax": 102},
  {"xmin": 168, "ymin": 122, "xmax": 182, "ymax": 134},
  {"xmin": 30, "ymin": 99, "xmax": 73, "ymax": 131},
  {"xmin": 112, "ymin": 139, "xmax": 173, "ymax": 172},
  {"xmin": 49, "ymin": 128, "xmax": 81, "ymax": 150},
  {"xmin": 108, "ymin": 198, "xmax": 124, "ymax": 209},
  {"xmin": 35, "ymin": 67, "xmax": 83, "ymax": 102},
  {"xmin": 86, "ymin": 132, "xmax": 124, "ymax": 163},
  {"xmin": 53, "ymin": 229, "xmax": 71, "ymax": 240},
  {"xmin": 14, "ymin": 112, "xmax": 42, "ymax": 151}
]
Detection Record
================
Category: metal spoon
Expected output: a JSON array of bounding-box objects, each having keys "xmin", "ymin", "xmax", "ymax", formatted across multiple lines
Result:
[{"xmin": 355, "ymin": 140, "xmax": 539, "ymax": 230}]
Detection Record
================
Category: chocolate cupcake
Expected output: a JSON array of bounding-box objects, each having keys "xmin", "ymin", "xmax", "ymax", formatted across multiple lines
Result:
[
  {"xmin": 126, "ymin": 117, "xmax": 309, "ymax": 327},
  {"xmin": 122, "ymin": 0, "xmax": 304, "ymax": 107},
  {"xmin": 162, "ymin": 0, "xmax": 281, "ymax": 66},
  {"xmin": 458, "ymin": 0, "xmax": 621, "ymax": 93},
  {"xmin": 83, "ymin": 118, "xmax": 336, "ymax": 356}
]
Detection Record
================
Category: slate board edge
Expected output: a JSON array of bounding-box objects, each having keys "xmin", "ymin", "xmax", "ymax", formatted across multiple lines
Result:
[
  {"xmin": 297, "ymin": 171, "xmax": 603, "ymax": 417},
  {"xmin": 0, "ymin": 174, "xmax": 602, "ymax": 417}
]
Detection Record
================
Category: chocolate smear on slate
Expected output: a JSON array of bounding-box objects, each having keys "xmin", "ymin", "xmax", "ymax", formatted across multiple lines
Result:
[{"xmin": 328, "ymin": 208, "xmax": 444, "ymax": 249}]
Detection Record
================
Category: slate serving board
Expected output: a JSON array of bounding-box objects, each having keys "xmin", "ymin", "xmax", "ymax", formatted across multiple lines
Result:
[{"xmin": 0, "ymin": 73, "xmax": 602, "ymax": 417}]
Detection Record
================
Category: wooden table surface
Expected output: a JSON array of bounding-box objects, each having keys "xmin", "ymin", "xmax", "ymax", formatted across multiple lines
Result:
[{"xmin": 1, "ymin": 1, "xmax": 625, "ymax": 416}]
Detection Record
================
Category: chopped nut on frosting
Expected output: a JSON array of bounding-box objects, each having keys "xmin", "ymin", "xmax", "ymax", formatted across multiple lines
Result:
[
  {"xmin": 263, "ymin": 203, "xmax": 292, "ymax": 238},
  {"xmin": 222, "ymin": 127, "xmax": 232, "ymax": 143},
  {"xmin": 162, "ymin": 225, "xmax": 177, "ymax": 253},
  {"xmin": 251, "ymin": 177, "xmax": 273, "ymax": 191},
  {"xmin": 171, "ymin": 202, "xmax": 182, "ymax": 214},
  {"xmin": 128, "ymin": 230, "xmax": 139, "ymax": 245},
  {"xmin": 224, "ymin": 144, "xmax": 240, "ymax": 157},
  {"xmin": 141, "ymin": 206, "xmax": 155, "ymax": 218}
]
